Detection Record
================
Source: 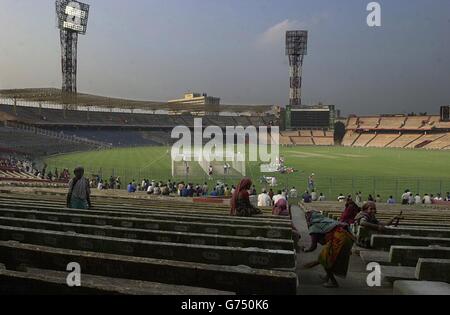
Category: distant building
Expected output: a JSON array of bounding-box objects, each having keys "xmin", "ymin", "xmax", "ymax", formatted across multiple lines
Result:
[{"xmin": 168, "ymin": 92, "xmax": 220, "ymax": 106}]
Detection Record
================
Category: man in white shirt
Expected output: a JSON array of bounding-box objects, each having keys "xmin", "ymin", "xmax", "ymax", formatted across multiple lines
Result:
[
  {"xmin": 318, "ymin": 193, "xmax": 326, "ymax": 201},
  {"xmin": 408, "ymin": 193, "xmax": 415, "ymax": 205},
  {"xmin": 414, "ymin": 194, "xmax": 422, "ymax": 204},
  {"xmin": 289, "ymin": 187, "xmax": 298, "ymax": 199},
  {"xmin": 338, "ymin": 194, "xmax": 346, "ymax": 202},
  {"xmin": 423, "ymin": 194, "xmax": 432, "ymax": 204},
  {"xmin": 401, "ymin": 190, "xmax": 410, "ymax": 205},
  {"xmin": 273, "ymin": 190, "xmax": 285, "ymax": 205},
  {"xmin": 311, "ymin": 190, "xmax": 318, "ymax": 202},
  {"xmin": 258, "ymin": 189, "xmax": 272, "ymax": 207}
]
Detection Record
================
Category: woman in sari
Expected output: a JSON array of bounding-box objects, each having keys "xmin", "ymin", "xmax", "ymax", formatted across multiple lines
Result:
[
  {"xmin": 230, "ymin": 178, "xmax": 262, "ymax": 217},
  {"xmin": 304, "ymin": 211, "xmax": 355, "ymax": 288},
  {"xmin": 340, "ymin": 198, "xmax": 361, "ymax": 225}
]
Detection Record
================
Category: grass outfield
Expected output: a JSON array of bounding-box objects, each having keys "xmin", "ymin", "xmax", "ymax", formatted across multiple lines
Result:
[{"xmin": 44, "ymin": 146, "xmax": 450, "ymax": 199}]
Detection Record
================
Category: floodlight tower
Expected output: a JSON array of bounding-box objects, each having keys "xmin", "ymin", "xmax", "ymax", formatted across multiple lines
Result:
[
  {"xmin": 56, "ymin": 0, "xmax": 90, "ymax": 94},
  {"xmin": 286, "ymin": 31, "xmax": 308, "ymax": 106}
]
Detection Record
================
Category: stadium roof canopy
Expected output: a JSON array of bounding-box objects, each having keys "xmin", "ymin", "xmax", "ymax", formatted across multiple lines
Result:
[{"xmin": 0, "ymin": 88, "xmax": 276, "ymax": 114}]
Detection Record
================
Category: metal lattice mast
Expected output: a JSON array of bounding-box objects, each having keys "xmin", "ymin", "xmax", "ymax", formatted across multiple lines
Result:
[
  {"xmin": 286, "ymin": 31, "xmax": 308, "ymax": 106},
  {"xmin": 56, "ymin": 0, "xmax": 90, "ymax": 94},
  {"xmin": 60, "ymin": 30, "xmax": 78, "ymax": 93}
]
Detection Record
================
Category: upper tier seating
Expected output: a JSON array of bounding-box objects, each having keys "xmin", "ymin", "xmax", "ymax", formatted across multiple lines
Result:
[
  {"xmin": 358, "ymin": 117, "xmax": 380, "ymax": 129},
  {"xmin": 378, "ymin": 117, "xmax": 406, "ymax": 130}
]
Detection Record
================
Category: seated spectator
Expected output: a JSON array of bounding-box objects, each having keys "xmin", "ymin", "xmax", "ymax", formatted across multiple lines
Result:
[
  {"xmin": 337, "ymin": 194, "xmax": 346, "ymax": 203},
  {"xmin": 230, "ymin": 178, "xmax": 262, "ymax": 217},
  {"xmin": 387, "ymin": 196, "xmax": 396, "ymax": 204},
  {"xmin": 311, "ymin": 190, "xmax": 318, "ymax": 202},
  {"xmin": 355, "ymin": 202, "xmax": 403, "ymax": 232},
  {"xmin": 154, "ymin": 185, "xmax": 161, "ymax": 196},
  {"xmin": 127, "ymin": 182, "xmax": 136, "ymax": 193},
  {"xmin": 289, "ymin": 187, "xmax": 298, "ymax": 199},
  {"xmin": 408, "ymin": 193, "xmax": 415, "ymax": 205},
  {"xmin": 273, "ymin": 197, "xmax": 289, "ymax": 216},
  {"xmin": 414, "ymin": 194, "xmax": 422, "ymax": 204},
  {"xmin": 273, "ymin": 190, "xmax": 285, "ymax": 205},
  {"xmin": 434, "ymin": 194, "xmax": 444, "ymax": 201},
  {"xmin": 302, "ymin": 191, "xmax": 312, "ymax": 204},
  {"xmin": 340, "ymin": 199, "xmax": 361, "ymax": 225},
  {"xmin": 318, "ymin": 193, "xmax": 326, "ymax": 202},
  {"xmin": 258, "ymin": 189, "xmax": 272, "ymax": 207},
  {"xmin": 375, "ymin": 195, "xmax": 382, "ymax": 203},
  {"xmin": 446, "ymin": 192, "xmax": 450, "ymax": 202},
  {"xmin": 423, "ymin": 194, "xmax": 432, "ymax": 204},
  {"xmin": 161, "ymin": 185, "xmax": 170, "ymax": 196},
  {"xmin": 210, "ymin": 188, "xmax": 218, "ymax": 197},
  {"xmin": 401, "ymin": 190, "xmax": 410, "ymax": 205},
  {"xmin": 224, "ymin": 185, "xmax": 231, "ymax": 197}
]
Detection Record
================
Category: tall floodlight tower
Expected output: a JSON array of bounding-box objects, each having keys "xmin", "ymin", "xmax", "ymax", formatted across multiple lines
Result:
[
  {"xmin": 56, "ymin": 0, "xmax": 90, "ymax": 94},
  {"xmin": 286, "ymin": 31, "xmax": 308, "ymax": 106}
]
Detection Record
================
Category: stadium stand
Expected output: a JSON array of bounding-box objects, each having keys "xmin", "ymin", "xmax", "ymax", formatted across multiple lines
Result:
[
  {"xmin": 342, "ymin": 114, "xmax": 450, "ymax": 150},
  {"xmin": 377, "ymin": 117, "xmax": 406, "ymax": 130},
  {"xmin": 402, "ymin": 116, "xmax": 431, "ymax": 130},
  {"xmin": 346, "ymin": 117, "xmax": 359, "ymax": 129},
  {"xmin": 386, "ymin": 134, "xmax": 423, "ymax": 148},
  {"xmin": 405, "ymin": 133, "xmax": 447, "ymax": 149},
  {"xmin": 300, "ymin": 130, "xmax": 312, "ymax": 137},
  {"xmin": 358, "ymin": 117, "xmax": 380, "ymax": 130},
  {"xmin": 367, "ymin": 134, "xmax": 401, "ymax": 148},
  {"xmin": 279, "ymin": 130, "xmax": 334, "ymax": 147},
  {"xmin": 421, "ymin": 133, "xmax": 450, "ymax": 150},
  {"xmin": 301, "ymin": 202, "xmax": 450, "ymax": 292},
  {"xmin": 352, "ymin": 133, "xmax": 376, "ymax": 147},
  {"xmin": 0, "ymin": 191, "xmax": 298, "ymax": 295},
  {"xmin": 291, "ymin": 136, "xmax": 314, "ymax": 146},
  {"xmin": 313, "ymin": 137, "xmax": 334, "ymax": 146},
  {"xmin": 0, "ymin": 126, "xmax": 94, "ymax": 156}
]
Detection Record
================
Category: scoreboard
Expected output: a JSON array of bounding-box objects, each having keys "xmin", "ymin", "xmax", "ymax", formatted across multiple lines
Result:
[{"xmin": 290, "ymin": 108, "xmax": 332, "ymax": 129}]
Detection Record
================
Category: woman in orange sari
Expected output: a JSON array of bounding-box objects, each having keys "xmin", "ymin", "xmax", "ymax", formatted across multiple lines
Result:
[
  {"xmin": 230, "ymin": 178, "xmax": 262, "ymax": 217},
  {"xmin": 304, "ymin": 211, "xmax": 355, "ymax": 288}
]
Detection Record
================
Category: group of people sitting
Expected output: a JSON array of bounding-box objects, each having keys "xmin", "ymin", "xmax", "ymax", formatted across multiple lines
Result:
[
  {"xmin": 94, "ymin": 176, "xmax": 122, "ymax": 190},
  {"xmin": 337, "ymin": 190, "xmax": 450, "ymax": 205},
  {"xmin": 400, "ymin": 190, "xmax": 450, "ymax": 205}
]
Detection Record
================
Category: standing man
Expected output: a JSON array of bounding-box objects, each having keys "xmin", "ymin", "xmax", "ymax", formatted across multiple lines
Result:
[
  {"xmin": 208, "ymin": 165, "xmax": 214, "ymax": 180},
  {"xmin": 308, "ymin": 174, "xmax": 315, "ymax": 192},
  {"xmin": 66, "ymin": 166, "xmax": 92, "ymax": 210}
]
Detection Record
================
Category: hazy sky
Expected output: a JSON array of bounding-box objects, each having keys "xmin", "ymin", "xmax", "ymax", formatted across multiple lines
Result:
[{"xmin": 1, "ymin": 0, "xmax": 449, "ymax": 115}]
